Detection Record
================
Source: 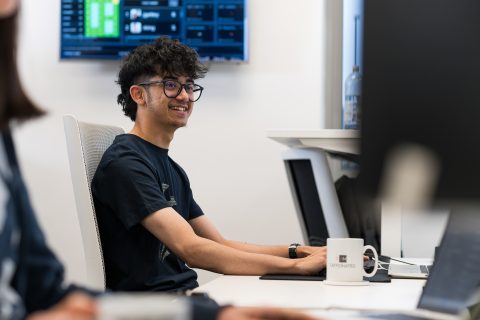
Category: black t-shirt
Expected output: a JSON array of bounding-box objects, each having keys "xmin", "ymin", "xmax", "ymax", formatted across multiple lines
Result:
[{"xmin": 92, "ymin": 134, "xmax": 203, "ymax": 292}]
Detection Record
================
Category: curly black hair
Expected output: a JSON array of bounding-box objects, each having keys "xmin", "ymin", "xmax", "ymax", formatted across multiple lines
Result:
[{"xmin": 117, "ymin": 36, "xmax": 208, "ymax": 121}]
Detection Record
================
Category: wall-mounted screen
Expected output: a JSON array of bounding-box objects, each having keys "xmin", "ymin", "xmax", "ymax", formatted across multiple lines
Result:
[{"xmin": 60, "ymin": 0, "xmax": 248, "ymax": 61}]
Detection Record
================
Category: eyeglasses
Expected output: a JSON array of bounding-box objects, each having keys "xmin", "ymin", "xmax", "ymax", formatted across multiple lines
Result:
[{"xmin": 137, "ymin": 79, "xmax": 204, "ymax": 102}]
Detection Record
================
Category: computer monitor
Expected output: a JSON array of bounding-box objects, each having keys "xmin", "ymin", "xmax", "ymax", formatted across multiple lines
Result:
[
  {"xmin": 282, "ymin": 148, "xmax": 380, "ymax": 248},
  {"xmin": 418, "ymin": 207, "xmax": 480, "ymax": 315},
  {"xmin": 359, "ymin": 0, "xmax": 480, "ymax": 314},
  {"xmin": 359, "ymin": 0, "xmax": 480, "ymax": 206},
  {"xmin": 281, "ymin": 148, "xmax": 349, "ymax": 245}
]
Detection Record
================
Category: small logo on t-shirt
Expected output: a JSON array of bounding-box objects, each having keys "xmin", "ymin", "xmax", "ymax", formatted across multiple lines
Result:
[
  {"xmin": 160, "ymin": 245, "xmax": 171, "ymax": 261},
  {"xmin": 167, "ymin": 196, "xmax": 177, "ymax": 207},
  {"xmin": 339, "ymin": 255, "xmax": 347, "ymax": 263}
]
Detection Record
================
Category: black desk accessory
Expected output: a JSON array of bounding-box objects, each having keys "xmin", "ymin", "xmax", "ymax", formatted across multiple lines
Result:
[{"xmin": 260, "ymin": 263, "xmax": 391, "ymax": 283}]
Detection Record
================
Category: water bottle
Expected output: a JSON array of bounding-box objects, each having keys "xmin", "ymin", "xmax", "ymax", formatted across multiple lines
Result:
[{"xmin": 343, "ymin": 65, "xmax": 362, "ymax": 129}]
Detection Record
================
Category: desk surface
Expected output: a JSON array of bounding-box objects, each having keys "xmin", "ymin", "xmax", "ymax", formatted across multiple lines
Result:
[
  {"xmin": 267, "ymin": 129, "xmax": 360, "ymax": 155},
  {"xmin": 195, "ymin": 275, "xmax": 425, "ymax": 312}
]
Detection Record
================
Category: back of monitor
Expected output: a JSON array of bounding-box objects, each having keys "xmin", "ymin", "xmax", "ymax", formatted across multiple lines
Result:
[{"xmin": 281, "ymin": 148, "xmax": 349, "ymax": 245}]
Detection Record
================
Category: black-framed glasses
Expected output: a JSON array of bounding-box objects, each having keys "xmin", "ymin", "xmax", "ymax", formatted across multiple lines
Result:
[{"xmin": 137, "ymin": 79, "xmax": 204, "ymax": 102}]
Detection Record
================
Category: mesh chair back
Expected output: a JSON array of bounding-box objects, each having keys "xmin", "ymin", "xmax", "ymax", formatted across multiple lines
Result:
[{"xmin": 63, "ymin": 114, "xmax": 125, "ymax": 290}]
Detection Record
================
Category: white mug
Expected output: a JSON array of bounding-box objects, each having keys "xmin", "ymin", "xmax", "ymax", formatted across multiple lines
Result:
[{"xmin": 325, "ymin": 238, "xmax": 378, "ymax": 285}]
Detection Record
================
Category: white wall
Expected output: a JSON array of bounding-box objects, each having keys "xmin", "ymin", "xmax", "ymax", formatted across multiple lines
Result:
[{"xmin": 14, "ymin": 0, "xmax": 343, "ymax": 285}]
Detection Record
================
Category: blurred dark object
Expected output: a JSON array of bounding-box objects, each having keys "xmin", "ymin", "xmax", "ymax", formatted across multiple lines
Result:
[{"xmin": 364, "ymin": 269, "xmax": 391, "ymax": 283}]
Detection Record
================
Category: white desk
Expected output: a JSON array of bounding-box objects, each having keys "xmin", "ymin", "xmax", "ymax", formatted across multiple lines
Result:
[
  {"xmin": 195, "ymin": 275, "xmax": 424, "ymax": 312},
  {"xmin": 267, "ymin": 129, "xmax": 359, "ymax": 155}
]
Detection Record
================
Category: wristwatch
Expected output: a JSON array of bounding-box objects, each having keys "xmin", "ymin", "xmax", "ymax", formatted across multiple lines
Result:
[{"xmin": 288, "ymin": 243, "xmax": 301, "ymax": 259}]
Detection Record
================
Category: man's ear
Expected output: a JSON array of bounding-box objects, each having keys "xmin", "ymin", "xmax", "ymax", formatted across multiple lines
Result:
[{"xmin": 130, "ymin": 85, "xmax": 145, "ymax": 106}]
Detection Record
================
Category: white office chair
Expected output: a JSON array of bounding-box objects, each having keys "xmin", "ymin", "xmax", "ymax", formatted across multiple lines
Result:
[{"xmin": 63, "ymin": 114, "xmax": 125, "ymax": 290}]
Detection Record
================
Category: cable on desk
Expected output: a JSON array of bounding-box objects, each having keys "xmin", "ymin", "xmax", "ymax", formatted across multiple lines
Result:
[{"xmin": 365, "ymin": 253, "xmax": 416, "ymax": 265}]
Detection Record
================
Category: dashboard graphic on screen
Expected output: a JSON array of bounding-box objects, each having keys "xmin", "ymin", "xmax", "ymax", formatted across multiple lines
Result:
[{"xmin": 61, "ymin": 0, "xmax": 247, "ymax": 61}]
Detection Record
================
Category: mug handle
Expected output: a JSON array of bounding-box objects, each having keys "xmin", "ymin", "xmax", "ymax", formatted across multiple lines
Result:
[{"xmin": 363, "ymin": 245, "xmax": 378, "ymax": 278}]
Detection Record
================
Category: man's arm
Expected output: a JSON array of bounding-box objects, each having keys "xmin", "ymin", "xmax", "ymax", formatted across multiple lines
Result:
[
  {"xmin": 217, "ymin": 307, "xmax": 319, "ymax": 320},
  {"xmin": 142, "ymin": 208, "xmax": 326, "ymax": 275},
  {"xmin": 189, "ymin": 215, "xmax": 324, "ymax": 258}
]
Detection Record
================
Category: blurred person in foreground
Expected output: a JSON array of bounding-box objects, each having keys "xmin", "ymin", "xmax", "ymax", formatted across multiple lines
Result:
[{"xmin": 0, "ymin": 1, "xmax": 319, "ymax": 319}]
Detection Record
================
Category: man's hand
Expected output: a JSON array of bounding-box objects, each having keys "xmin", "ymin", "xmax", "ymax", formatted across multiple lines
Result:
[
  {"xmin": 27, "ymin": 292, "xmax": 97, "ymax": 320},
  {"xmin": 218, "ymin": 306, "xmax": 320, "ymax": 320},
  {"xmin": 294, "ymin": 246, "xmax": 327, "ymax": 275},
  {"xmin": 296, "ymin": 245, "xmax": 325, "ymax": 258}
]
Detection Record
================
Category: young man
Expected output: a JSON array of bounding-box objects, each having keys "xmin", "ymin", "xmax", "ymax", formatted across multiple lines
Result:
[{"xmin": 92, "ymin": 37, "xmax": 327, "ymax": 293}]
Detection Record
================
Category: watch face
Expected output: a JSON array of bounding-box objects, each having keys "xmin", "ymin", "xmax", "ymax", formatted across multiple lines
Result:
[{"xmin": 289, "ymin": 243, "xmax": 300, "ymax": 259}]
